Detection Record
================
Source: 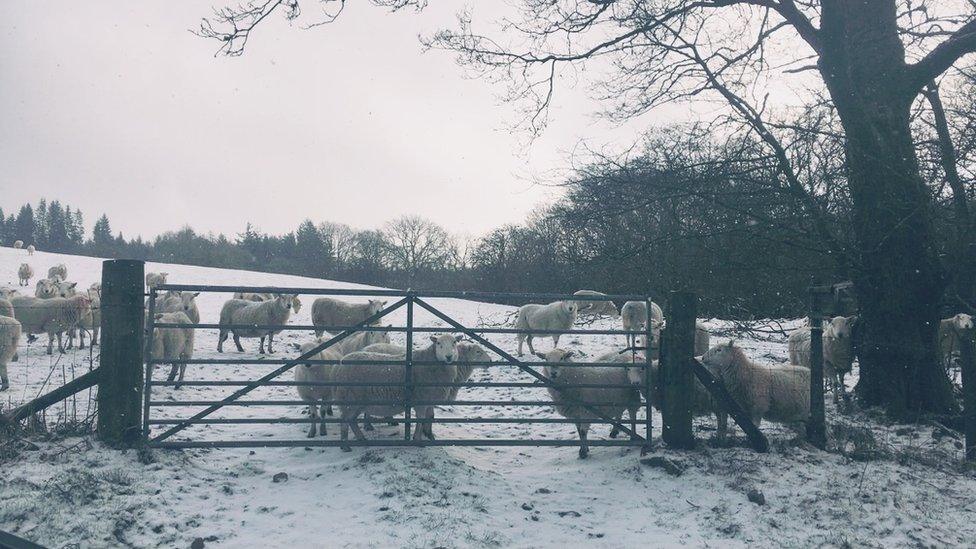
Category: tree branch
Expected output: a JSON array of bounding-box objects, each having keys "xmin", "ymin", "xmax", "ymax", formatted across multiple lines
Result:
[{"xmin": 907, "ymin": 17, "xmax": 976, "ymax": 94}]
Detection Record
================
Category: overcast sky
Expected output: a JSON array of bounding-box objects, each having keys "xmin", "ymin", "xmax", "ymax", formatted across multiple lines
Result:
[{"xmin": 0, "ymin": 1, "xmax": 676, "ymax": 240}]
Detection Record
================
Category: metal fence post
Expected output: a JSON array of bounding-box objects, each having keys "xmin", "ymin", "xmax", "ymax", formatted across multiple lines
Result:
[
  {"xmin": 644, "ymin": 297, "xmax": 654, "ymax": 448},
  {"xmin": 961, "ymin": 327, "xmax": 975, "ymax": 461},
  {"xmin": 96, "ymin": 259, "xmax": 145, "ymax": 446},
  {"xmin": 661, "ymin": 290, "xmax": 696, "ymax": 449},
  {"xmin": 404, "ymin": 292, "xmax": 414, "ymax": 441},
  {"xmin": 807, "ymin": 287, "xmax": 827, "ymax": 449},
  {"xmin": 142, "ymin": 289, "xmax": 157, "ymax": 440}
]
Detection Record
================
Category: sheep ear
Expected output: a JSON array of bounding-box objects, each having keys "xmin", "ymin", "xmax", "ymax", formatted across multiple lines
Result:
[
  {"xmin": 430, "ymin": 336, "xmax": 437, "ymax": 344},
  {"xmin": 192, "ymin": 292, "xmax": 200, "ymax": 298},
  {"xmin": 454, "ymin": 334, "xmax": 464, "ymax": 342},
  {"xmin": 726, "ymin": 340, "xmax": 735, "ymax": 349},
  {"xmin": 564, "ymin": 350, "xmax": 574, "ymax": 358},
  {"xmin": 69, "ymin": 282, "xmax": 77, "ymax": 289}
]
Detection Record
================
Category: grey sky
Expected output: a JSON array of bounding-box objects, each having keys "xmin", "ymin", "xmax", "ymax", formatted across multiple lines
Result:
[{"xmin": 0, "ymin": 1, "xmax": 667, "ymax": 240}]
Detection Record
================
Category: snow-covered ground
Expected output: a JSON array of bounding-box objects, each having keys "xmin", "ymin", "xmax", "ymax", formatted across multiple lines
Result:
[{"xmin": 2, "ymin": 246, "xmax": 975, "ymax": 548}]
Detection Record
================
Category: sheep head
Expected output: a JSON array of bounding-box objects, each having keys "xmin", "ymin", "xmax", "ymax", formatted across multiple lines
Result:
[{"xmin": 429, "ymin": 333, "xmax": 459, "ymax": 363}]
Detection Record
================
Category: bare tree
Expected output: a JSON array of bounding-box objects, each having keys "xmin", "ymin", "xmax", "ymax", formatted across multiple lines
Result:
[
  {"xmin": 197, "ymin": 0, "xmax": 976, "ymax": 415},
  {"xmin": 384, "ymin": 215, "xmax": 454, "ymax": 286}
]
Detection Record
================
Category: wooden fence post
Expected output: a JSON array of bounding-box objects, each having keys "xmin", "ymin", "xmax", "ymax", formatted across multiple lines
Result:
[
  {"xmin": 661, "ymin": 290, "xmax": 697, "ymax": 449},
  {"xmin": 96, "ymin": 259, "xmax": 145, "ymax": 446},
  {"xmin": 807, "ymin": 287, "xmax": 828, "ymax": 449},
  {"xmin": 961, "ymin": 328, "xmax": 975, "ymax": 461}
]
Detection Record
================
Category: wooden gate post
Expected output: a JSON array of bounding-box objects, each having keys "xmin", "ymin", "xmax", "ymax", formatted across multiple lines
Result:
[
  {"xmin": 961, "ymin": 327, "xmax": 976, "ymax": 461},
  {"xmin": 96, "ymin": 259, "xmax": 145, "ymax": 446},
  {"xmin": 806, "ymin": 287, "xmax": 828, "ymax": 449},
  {"xmin": 661, "ymin": 290, "xmax": 697, "ymax": 449}
]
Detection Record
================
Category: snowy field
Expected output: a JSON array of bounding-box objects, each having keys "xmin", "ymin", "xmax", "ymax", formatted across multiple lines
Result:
[{"xmin": 2, "ymin": 246, "xmax": 976, "ymax": 548}]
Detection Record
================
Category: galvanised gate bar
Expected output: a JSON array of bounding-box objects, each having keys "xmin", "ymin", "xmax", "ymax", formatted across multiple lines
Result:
[{"xmin": 143, "ymin": 286, "xmax": 658, "ymax": 450}]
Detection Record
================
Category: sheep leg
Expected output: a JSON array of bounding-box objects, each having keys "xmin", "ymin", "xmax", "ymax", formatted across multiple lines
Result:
[
  {"xmin": 319, "ymin": 401, "xmax": 328, "ymax": 436},
  {"xmin": 526, "ymin": 335, "xmax": 536, "ymax": 355},
  {"xmin": 217, "ymin": 329, "xmax": 228, "ymax": 352},
  {"xmin": 325, "ymin": 405, "xmax": 333, "ymax": 416},
  {"xmin": 57, "ymin": 332, "xmax": 65, "ymax": 353},
  {"xmin": 630, "ymin": 407, "xmax": 639, "ymax": 440},
  {"xmin": 78, "ymin": 328, "xmax": 86, "ymax": 350},
  {"xmin": 0, "ymin": 364, "xmax": 8, "ymax": 391},
  {"xmin": 258, "ymin": 336, "xmax": 266, "ymax": 354},
  {"xmin": 348, "ymin": 407, "xmax": 368, "ymax": 441},
  {"xmin": 66, "ymin": 329, "xmax": 74, "ymax": 350},
  {"xmin": 716, "ymin": 412, "xmax": 729, "ymax": 440},
  {"xmin": 178, "ymin": 364, "xmax": 186, "ymax": 388},
  {"xmin": 307, "ymin": 404, "xmax": 319, "ymax": 438},
  {"xmin": 233, "ymin": 334, "xmax": 245, "ymax": 352},
  {"xmin": 339, "ymin": 409, "xmax": 352, "ymax": 451},
  {"xmin": 517, "ymin": 334, "xmax": 525, "ymax": 357},
  {"xmin": 267, "ymin": 333, "xmax": 275, "ymax": 354},
  {"xmin": 363, "ymin": 416, "xmax": 375, "ymax": 431},
  {"xmin": 92, "ymin": 326, "xmax": 99, "ymax": 346},
  {"xmin": 166, "ymin": 365, "xmax": 179, "ymax": 382},
  {"xmin": 46, "ymin": 333, "xmax": 54, "ymax": 355},
  {"xmin": 412, "ymin": 406, "xmax": 430, "ymax": 440},
  {"xmin": 552, "ymin": 335, "xmax": 560, "ymax": 349},
  {"xmin": 609, "ymin": 413, "xmax": 622, "ymax": 438},
  {"xmin": 424, "ymin": 408, "xmax": 436, "ymax": 440},
  {"xmin": 577, "ymin": 423, "xmax": 590, "ymax": 459}
]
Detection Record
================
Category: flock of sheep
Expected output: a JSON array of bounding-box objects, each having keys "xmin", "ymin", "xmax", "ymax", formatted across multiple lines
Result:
[{"xmin": 2, "ymin": 248, "xmax": 975, "ymax": 458}]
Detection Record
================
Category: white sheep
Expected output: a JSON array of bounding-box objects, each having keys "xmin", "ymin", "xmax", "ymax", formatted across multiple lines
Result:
[
  {"xmin": 217, "ymin": 294, "xmax": 296, "ymax": 354},
  {"xmin": 150, "ymin": 311, "xmax": 195, "ymax": 389},
  {"xmin": 18, "ymin": 264, "xmax": 33, "ymax": 287},
  {"xmin": 47, "ymin": 264, "xmax": 67, "ymax": 282},
  {"xmin": 623, "ymin": 357, "xmax": 720, "ymax": 434},
  {"xmin": 155, "ymin": 291, "xmax": 200, "ymax": 323},
  {"xmin": 10, "ymin": 294, "xmax": 91, "ymax": 354},
  {"xmin": 234, "ymin": 292, "xmax": 302, "ymax": 313},
  {"xmin": 335, "ymin": 334, "xmax": 461, "ymax": 450},
  {"xmin": 295, "ymin": 336, "xmax": 344, "ymax": 437},
  {"xmin": 145, "ymin": 272, "xmax": 168, "ymax": 290},
  {"xmin": 361, "ymin": 342, "xmax": 406, "ymax": 355},
  {"xmin": 514, "ymin": 300, "xmax": 579, "ymax": 356},
  {"xmin": 536, "ymin": 348, "xmax": 641, "ymax": 458},
  {"xmin": 76, "ymin": 287, "xmax": 101, "ymax": 349},
  {"xmin": 573, "ymin": 290, "xmax": 620, "ymax": 318},
  {"xmin": 26, "ymin": 244, "xmax": 35, "ymax": 256},
  {"xmin": 788, "ymin": 316, "xmax": 854, "ymax": 403},
  {"xmin": 0, "ymin": 303, "xmax": 21, "ymax": 391},
  {"xmin": 311, "ymin": 297, "xmax": 387, "ymax": 337},
  {"xmin": 336, "ymin": 329, "xmax": 392, "ymax": 356},
  {"xmin": 449, "ymin": 342, "xmax": 492, "ymax": 402},
  {"xmin": 702, "ymin": 340, "xmax": 810, "ymax": 439},
  {"xmin": 938, "ymin": 313, "xmax": 974, "ymax": 371},
  {"xmin": 13, "ymin": 240, "xmax": 23, "ymax": 249},
  {"xmin": 620, "ymin": 300, "xmax": 665, "ymax": 350},
  {"xmin": 34, "ymin": 278, "xmax": 59, "ymax": 299}
]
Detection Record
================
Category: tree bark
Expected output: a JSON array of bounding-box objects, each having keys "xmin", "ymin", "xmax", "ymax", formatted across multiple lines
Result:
[{"xmin": 818, "ymin": 0, "xmax": 955, "ymax": 416}]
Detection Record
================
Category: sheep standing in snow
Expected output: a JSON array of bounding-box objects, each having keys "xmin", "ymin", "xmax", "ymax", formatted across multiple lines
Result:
[
  {"xmin": 336, "ymin": 329, "xmax": 391, "ymax": 355},
  {"xmin": 573, "ymin": 290, "xmax": 620, "ymax": 318},
  {"xmin": 537, "ymin": 348, "xmax": 641, "ymax": 458},
  {"xmin": 13, "ymin": 240, "xmax": 23, "ymax": 249},
  {"xmin": 620, "ymin": 300, "xmax": 665, "ymax": 351},
  {"xmin": 623, "ymin": 357, "xmax": 720, "ymax": 435},
  {"xmin": 217, "ymin": 294, "xmax": 296, "ymax": 353},
  {"xmin": 47, "ymin": 264, "xmax": 67, "ymax": 282},
  {"xmin": 150, "ymin": 311, "xmax": 195, "ymax": 389},
  {"xmin": 295, "ymin": 336, "xmax": 344, "ymax": 437},
  {"xmin": 938, "ymin": 313, "xmax": 974, "ymax": 371},
  {"xmin": 34, "ymin": 279, "xmax": 59, "ymax": 299},
  {"xmin": 145, "ymin": 272, "xmax": 168, "ymax": 290},
  {"xmin": 10, "ymin": 294, "xmax": 91, "ymax": 354},
  {"xmin": 234, "ymin": 292, "xmax": 303, "ymax": 314},
  {"xmin": 788, "ymin": 316, "xmax": 854, "ymax": 402},
  {"xmin": 18, "ymin": 264, "xmax": 33, "ymax": 287},
  {"xmin": 311, "ymin": 297, "xmax": 386, "ymax": 337},
  {"xmin": 156, "ymin": 291, "xmax": 200, "ymax": 323},
  {"xmin": 26, "ymin": 245, "xmax": 35, "ymax": 256},
  {"xmin": 0, "ymin": 301, "xmax": 21, "ymax": 391},
  {"xmin": 76, "ymin": 287, "xmax": 101, "ymax": 348},
  {"xmin": 514, "ymin": 300, "xmax": 579, "ymax": 356},
  {"xmin": 335, "ymin": 334, "xmax": 461, "ymax": 450},
  {"xmin": 702, "ymin": 340, "xmax": 810, "ymax": 438}
]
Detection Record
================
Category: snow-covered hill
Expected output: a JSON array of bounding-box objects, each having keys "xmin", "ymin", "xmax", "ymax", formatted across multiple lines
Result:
[{"xmin": 1, "ymin": 246, "xmax": 975, "ymax": 548}]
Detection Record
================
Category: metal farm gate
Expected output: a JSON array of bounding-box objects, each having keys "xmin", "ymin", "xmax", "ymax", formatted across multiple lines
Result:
[{"xmin": 143, "ymin": 286, "xmax": 659, "ymax": 451}]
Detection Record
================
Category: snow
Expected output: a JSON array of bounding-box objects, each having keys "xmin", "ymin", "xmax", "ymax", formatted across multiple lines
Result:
[{"xmin": 2, "ymin": 246, "xmax": 976, "ymax": 548}]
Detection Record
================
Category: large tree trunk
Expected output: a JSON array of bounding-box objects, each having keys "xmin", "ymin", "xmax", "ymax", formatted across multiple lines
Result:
[{"xmin": 819, "ymin": 0, "xmax": 956, "ymax": 416}]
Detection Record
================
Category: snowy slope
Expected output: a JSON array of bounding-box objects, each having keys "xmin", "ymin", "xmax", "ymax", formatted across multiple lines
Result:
[{"xmin": 2, "ymin": 246, "xmax": 975, "ymax": 548}]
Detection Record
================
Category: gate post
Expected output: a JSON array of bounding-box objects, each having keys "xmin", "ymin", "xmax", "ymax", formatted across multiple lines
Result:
[
  {"xmin": 806, "ymin": 287, "xmax": 828, "ymax": 449},
  {"xmin": 404, "ymin": 292, "xmax": 414, "ymax": 441},
  {"xmin": 661, "ymin": 290, "xmax": 697, "ymax": 449},
  {"xmin": 96, "ymin": 259, "xmax": 145, "ymax": 446},
  {"xmin": 961, "ymin": 326, "xmax": 975, "ymax": 461}
]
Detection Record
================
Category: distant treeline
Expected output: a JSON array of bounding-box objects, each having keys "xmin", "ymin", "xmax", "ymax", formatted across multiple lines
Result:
[{"xmin": 3, "ymin": 131, "xmax": 849, "ymax": 317}]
